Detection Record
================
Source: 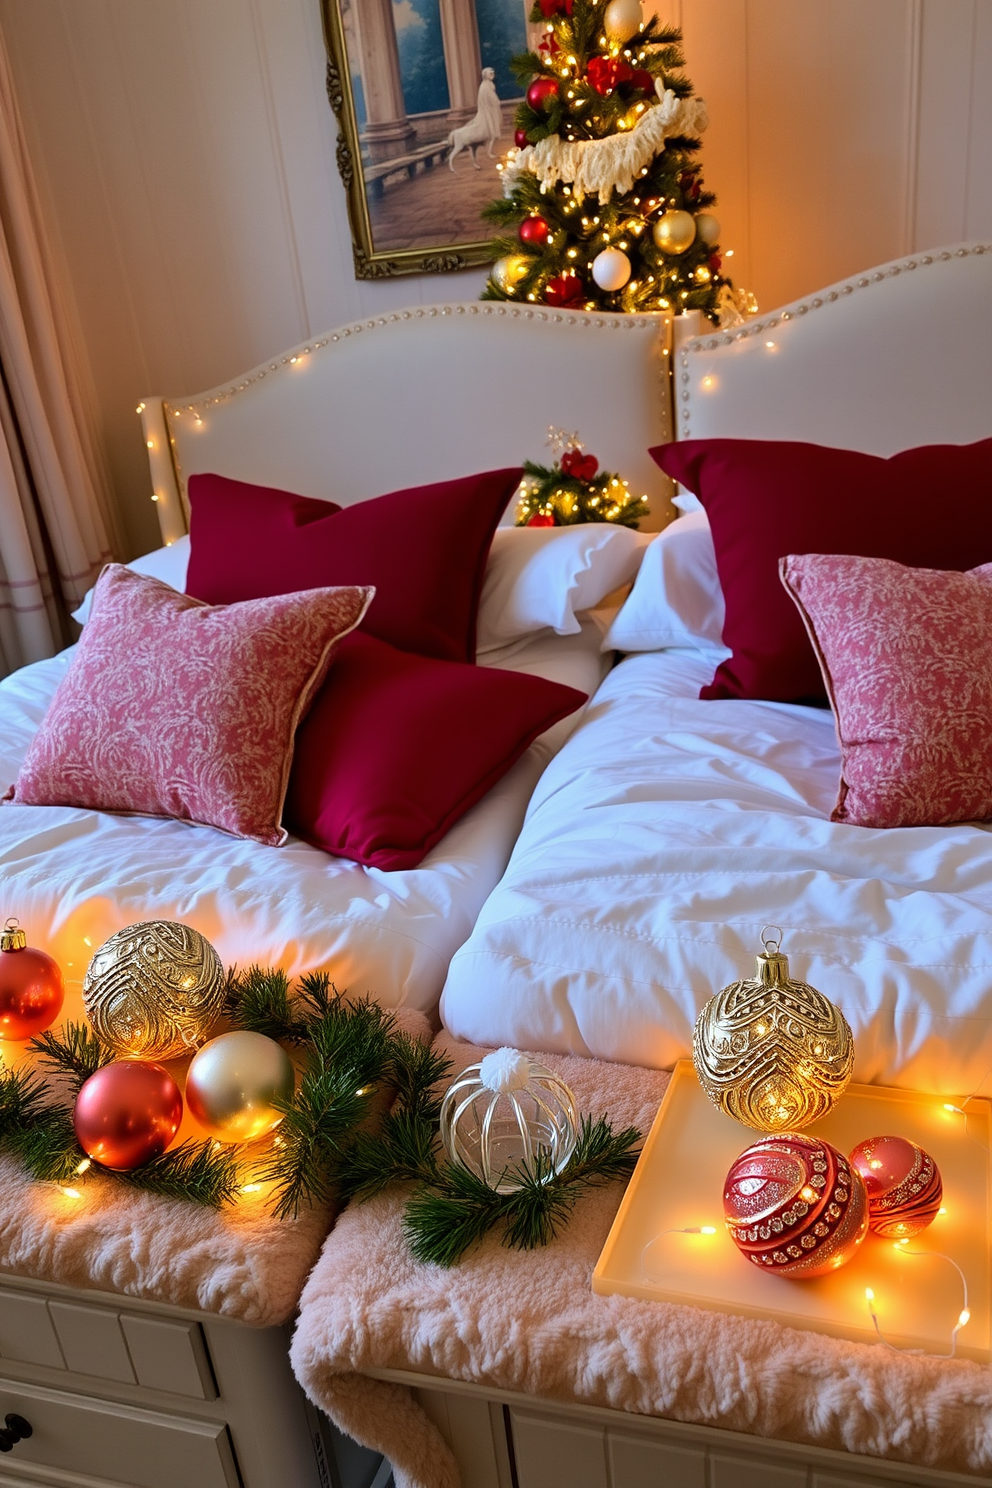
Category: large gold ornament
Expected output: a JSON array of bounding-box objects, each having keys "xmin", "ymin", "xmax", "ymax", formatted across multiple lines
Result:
[
  {"xmin": 603, "ymin": 0, "xmax": 642, "ymax": 42},
  {"xmin": 185, "ymin": 1031, "xmax": 295, "ymax": 1143},
  {"xmin": 652, "ymin": 209, "xmax": 696, "ymax": 255},
  {"xmin": 491, "ymin": 254, "xmax": 530, "ymax": 294},
  {"xmin": 692, "ymin": 928, "xmax": 854, "ymax": 1132},
  {"xmin": 83, "ymin": 921, "xmax": 225, "ymax": 1060}
]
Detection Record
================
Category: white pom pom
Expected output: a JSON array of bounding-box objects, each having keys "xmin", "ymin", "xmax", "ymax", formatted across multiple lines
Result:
[{"xmin": 479, "ymin": 1047, "xmax": 533, "ymax": 1093}]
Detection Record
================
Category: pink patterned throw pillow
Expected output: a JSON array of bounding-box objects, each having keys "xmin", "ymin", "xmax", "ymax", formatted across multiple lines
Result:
[
  {"xmin": 780, "ymin": 553, "xmax": 992, "ymax": 829},
  {"xmin": 7, "ymin": 565, "xmax": 373, "ymax": 845}
]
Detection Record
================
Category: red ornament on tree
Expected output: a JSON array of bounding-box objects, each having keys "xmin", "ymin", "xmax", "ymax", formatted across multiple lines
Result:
[
  {"xmin": 848, "ymin": 1135, "xmax": 943, "ymax": 1239},
  {"xmin": 526, "ymin": 77, "xmax": 559, "ymax": 112},
  {"xmin": 561, "ymin": 449, "xmax": 599, "ymax": 481},
  {"xmin": 586, "ymin": 56, "xmax": 633, "ymax": 96},
  {"xmin": 514, "ymin": 128, "xmax": 529, "ymax": 149},
  {"xmin": 73, "ymin": 1061, "xmax": 183, "ymax": 1171},
  {"xmin": 544, "ymin": 272, "xmax": 584, "ymax": 308},
  {"xmin": 538, "ymin": 0, "xmax": 573, "ymax": 16},
  {"xmin": 526, "ymin": 513, "xmax": 557, "ymax": 527},
  {"xmin": 724, "ymin": 1133, "xmax": 869, "ymax": 1278},
  {"xmin": 708, "ymin": 253, "xmax": 722, "ymax": 274},
  {"xmin": 518, "ymin": 215, "xmax": 551, "ymax": 247},
  {"xmin": 0, "ymin": 919, "xmax": 64, "ymax": 1042}
]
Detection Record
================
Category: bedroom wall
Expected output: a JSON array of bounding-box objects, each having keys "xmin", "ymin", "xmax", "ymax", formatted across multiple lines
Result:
[{"xmin": 0, "ymin": 0, "xmax": 989, "ymax": 559}]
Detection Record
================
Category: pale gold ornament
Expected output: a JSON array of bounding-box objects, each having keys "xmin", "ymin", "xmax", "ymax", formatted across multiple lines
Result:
[
  {"xmin": 692, "ymin": 928, "xmax": 854, "ymax": 1132},
  {"xmin": 492, "ymin": 254, "xmax": 530, "ymax": 294},
  {"xmin": 652, "ymin": 209, "xmax": 696, "ymax": 254},
  {"xmin": 185, "ymin": 1030, "xmax": 295, "ymax": 1143},
  {"xmin": 694, "ymin": 211, "xmax": 721, "ymax": 246},
  {"xmin": 83, "ymin": 921, "xmax": 225, "ymax": 1060},
  {"xmin": 603, "ymin": 0, "xmax": 642, "ymax": 42}
]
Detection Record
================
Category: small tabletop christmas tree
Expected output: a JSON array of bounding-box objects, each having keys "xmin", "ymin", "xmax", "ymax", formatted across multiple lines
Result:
[{"xmin": 482, "ymin": 0, "xmax": 754, "ymax": 323}]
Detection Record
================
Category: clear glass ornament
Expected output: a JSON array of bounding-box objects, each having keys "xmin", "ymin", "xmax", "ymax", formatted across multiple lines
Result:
[{"xmin": 439, "ymin": 1048, "xmax": 579, "ymax": 1193}]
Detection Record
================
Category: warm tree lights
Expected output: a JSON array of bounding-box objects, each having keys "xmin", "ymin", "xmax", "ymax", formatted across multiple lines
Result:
[
  {"xmin": 515, "ymin": 426, "xmax": 648, "ymax": 527},
  {"xmin": 482, "ymin": 1, "xmax": 755, "ymax": 320}
]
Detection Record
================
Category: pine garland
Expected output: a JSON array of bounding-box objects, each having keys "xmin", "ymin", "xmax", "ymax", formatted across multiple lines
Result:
[{"xmin": 0, "ymin": 967, "xmax": 641, "ymax": 1258}]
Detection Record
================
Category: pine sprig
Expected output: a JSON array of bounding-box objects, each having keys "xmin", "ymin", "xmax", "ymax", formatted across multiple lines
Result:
[
  {"xmin": 224, "ymin": 965, "xmax": 307, "ymax": 1042},
  {"xmin": 29, "ymin": 1021, "xmax": 115, "ymax": 1091},
  {"xmin": 0, "ymin": 1066, "xmax": 48, "ymax": 1136},
  {"xmin": 5, "ymin": 1106, "xmax": 83, "ymax": 1184},
  {"xmin": 113, "ymin": 1140, "xmax": 242, "ymax": 1208}
]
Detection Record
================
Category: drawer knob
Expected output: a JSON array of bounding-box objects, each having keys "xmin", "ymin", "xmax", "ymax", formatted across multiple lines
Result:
[{"xmin": 0, "ymin": 1414, "xmax": 32, "ymax": 1450}]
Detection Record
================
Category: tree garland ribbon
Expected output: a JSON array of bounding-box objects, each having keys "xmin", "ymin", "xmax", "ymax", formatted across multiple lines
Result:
[{"xmin": 0, "ymin": 968, "xmax": 641, "ymax": 1265}]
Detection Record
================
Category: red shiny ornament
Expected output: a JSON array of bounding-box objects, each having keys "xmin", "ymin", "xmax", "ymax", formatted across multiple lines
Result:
[
  {"xmin": 561, "ymin": 449, "xmax": 599, "ymax": 481},
  {"xmin": 724, "ymin": 1133, "xmax": 869, "ymax": 1279},
  {"xmin": 518, "ymin": 216, "xmax": 551, "ymax": 247},
  {"xmin": 708, "ymin": 253, "xmax": 722, "ymax": 274},
  {"xmin": 526, "ymin": 513, "xmax": 557, "ymax": 527},
  {"xmin": 544, "ymin": 272, "xmax": 584, "ymax": 308},
  {"xmin": 514, "ymin": 127, "xmax": 529, "ymax": 149},
  {"xmin": 73, "ymin": 1061, "xmax": 183, "ymax": 1171},
  {"xmin": 526, "ymin": 77, "xmax": 559, "ymax": 112},
  {"xmin": 629, "ymin": 68, "xmax": 654, "ymax": 93},
  {"xmin": 848, "ymin": 1135, "xmax": 943, "ymax": 1239},
  {"xmin": 0, "ymin": 921, "xmax": 64, "ymax": 1042},
  {"xmin": 586, "ymin": 56, "xmax": 632, "ymax": 96}
]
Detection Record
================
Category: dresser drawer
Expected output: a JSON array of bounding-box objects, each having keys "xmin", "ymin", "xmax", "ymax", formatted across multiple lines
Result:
[{"xmin": 0, "ymin": 1377, "xmax": 238, "ymax": 1488}]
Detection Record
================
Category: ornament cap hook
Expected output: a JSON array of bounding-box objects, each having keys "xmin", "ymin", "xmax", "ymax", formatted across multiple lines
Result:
[
  {"xmin": 760, "ymin": 924, "xmax": 783, "ymax": 953},
  {"xmin": 1, "ymin": 918, "xmax": 26, "ymax": 952}
]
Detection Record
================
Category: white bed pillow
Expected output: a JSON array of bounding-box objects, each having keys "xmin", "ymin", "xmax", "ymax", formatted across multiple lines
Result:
[
  {"xmin": 477, "ymin": 524, "xmax": 647, "ymax": 651},
  {"xmin": 603, "ymin": 509, "xmax": 728, "ymax": 655},
  {"xmin": 73, "ymin": 524, "xmax": 647, "ymax": 650},
  {"xmin": 72, "ymin": 536, "xmax": 191, "ymax": 625}
]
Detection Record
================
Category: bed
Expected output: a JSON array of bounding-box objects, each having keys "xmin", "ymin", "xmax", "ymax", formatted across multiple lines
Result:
[
  {"xmin": 0, "ymin": 304, "xmax": 671, "ymax": 1016},
  {"xmin": 440, "ymin": 242, "xmax": 992, "ymax": 1095}
]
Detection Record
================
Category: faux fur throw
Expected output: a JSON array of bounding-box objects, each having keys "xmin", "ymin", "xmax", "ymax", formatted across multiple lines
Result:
[
  {"xmin": 292, "ymin": 1034, "xmax": 992, "ymax": 1488},
  {"xmin": 0, "ymin": 1007, "xmax": 432, "ymax": 1326}
]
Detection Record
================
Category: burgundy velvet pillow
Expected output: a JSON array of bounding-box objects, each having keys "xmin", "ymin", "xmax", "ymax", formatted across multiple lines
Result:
[
  {"xmin": 284, "ymin": 632, "xmax": 587, "ymax": 870},
  {"xmin": 651, "ymin": 437, "xmax": 992, "ymax": 703},
  {"xmin": 185, "ymin": 468, "xmax": 523, "ymax": 663}
]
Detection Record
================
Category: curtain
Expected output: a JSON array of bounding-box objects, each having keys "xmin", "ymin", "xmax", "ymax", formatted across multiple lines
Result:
[{"xmin": 0, "ymin": 31, "xmax": 119, "ymax": 679}]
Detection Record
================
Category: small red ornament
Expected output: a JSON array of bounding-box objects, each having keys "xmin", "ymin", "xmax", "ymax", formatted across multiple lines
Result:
[
  {"xmin": 514, "ymin": 128, "xmax": 529, "ymax": 149},
  {"xmin": 561, "ymin": 449, "xmax": 599, "ymax": 481},
  {"xmin": 73, "ymin": 1061, "xmax": 183, "ymax": 1171},
  {"xmin": 518, "ymin": 216, "xmax": 551, "ymax": 247},
  {"xmin": 526, "ymin": 77, "xmax": 559, "ymax": 112},
  {"xmin": 628, "ymin": 68, "xmax": 654, "ymax": 94},
  {"xmin": 526, "ymin": 513, "xmax": 557, "ymax": 527},
  {"xmin": 544, "ymin": 272, "xmax": 584, "ymax": 308},
  {"xmin": 0, "ymin": 919, "xmax": 64, "ymax": 1042},
  {"xmin": 538, "ymin": 0, "xmax": 573, "ymax": 16},
  {"xmin": 708, "ymin": 253, "xmax": 722, "ymax": 274},
  {"xmin": 586, "ymin": 56, "xmax": 633, "ymax": 96},
  {"xmin": 724, "ymin": 1133, "xmax": 869, "ymax": 1279},
  {"xmin": 848, "ymin": 1135, "xmax": 943, "ymax": 1239}
]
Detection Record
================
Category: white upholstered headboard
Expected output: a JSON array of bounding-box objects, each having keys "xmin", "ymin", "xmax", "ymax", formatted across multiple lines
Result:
[
  {"xmin": 140, "ymin": 303, "xmax": 672, "ymax": 545},
  {"xmin": 676, "ymin": 243, "xmax": 992, "ymax": 452}
]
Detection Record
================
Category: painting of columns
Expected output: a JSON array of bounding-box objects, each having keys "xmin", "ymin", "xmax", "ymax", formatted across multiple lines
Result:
[{"xmin": 338, "ymin": 0, "xmax": 531, "ymax": 254}]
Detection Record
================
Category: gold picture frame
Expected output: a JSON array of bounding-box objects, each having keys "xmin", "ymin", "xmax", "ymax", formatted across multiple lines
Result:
[{"xmin": 320, "ymin": 0, "xmax": 530, "ymax": 278}]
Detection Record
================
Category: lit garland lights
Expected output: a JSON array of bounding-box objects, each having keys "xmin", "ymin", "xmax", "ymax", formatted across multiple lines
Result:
[
  {"xmin": 865, "ymin": 1243, "xmax": 971, "ymax": 1358},
  {"xmin": 515, "ymin": 426, "xmax": 648, "ymax": 527},
  {"xmin": 482, "ymin": 1, "xmax": 756, "ymax": 322}
]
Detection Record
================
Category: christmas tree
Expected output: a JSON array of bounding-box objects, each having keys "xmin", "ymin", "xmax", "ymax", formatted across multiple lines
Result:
[{"xmin": 482, "ymin": 0, "xmax": 754, "ymax": 323}]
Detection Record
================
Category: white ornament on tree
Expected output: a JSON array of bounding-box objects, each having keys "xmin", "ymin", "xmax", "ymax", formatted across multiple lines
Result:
[
  {"xmin": 694, "ymin": 211, "xmax": 721, "ymax": 246},
  {"xmin": 603, "ymin": 0, "xmax": 642, "ymax": 42},
  {"xmin": 439, "ymin": 1048, "xmax": 580, "ymax": 1193},
  {"xmin": 591, "ymin": 247, "xmax": 632, "ymax": 291}
]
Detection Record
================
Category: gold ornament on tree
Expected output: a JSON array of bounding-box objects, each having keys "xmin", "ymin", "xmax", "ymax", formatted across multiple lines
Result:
[
  {"xmin": 692, "ymin": 927, "xmax": 854, "ymax": 1132},
  {"xmin": 603, "ymin": 0, "xmax": 642, "ymax": 43},
  {"xmin": 83, "ymin": 921, "xmax": 225, "ymax": 1060},
  {"xmin": 491, "ymin": 255, "xmax": 530, "ymax": 294},
  {"xmin": 652, "ymin": 209, "xmax": 696, "ymax": 254}
]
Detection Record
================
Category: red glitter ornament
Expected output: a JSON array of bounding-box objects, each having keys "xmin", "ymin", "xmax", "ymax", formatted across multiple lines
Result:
[
  {"xmin": 848, "ymin": 1135, "xmax": 943, "ymax": 1239},
  {"xmin": 0, "ymin": 919, "xmax": 64, "ymax": 1042},
  {"xmin": 526, "ymin": 77, "xmax": 559, "ymax": 112},
  {"xmin": 514, "ymin": 128, "xmax": 529, "ymax": 149},
  {"xmin": 544, "ymin": 272, "xmax": 584, "ymax": 308},
  {"xmin": 724, "ymin": 1133, "xmax": 869, "ymax": 1278},
  {"xmin": 560, "ymin": 449, "xmax": 599, "ymax": 481},
  {"xmin": 73, "ymin": 1061, "xmax": 183, "ymax": 1171},
  {"xmin": 519, "ymin": 216, "xmax": 551, "ymax": 248}
]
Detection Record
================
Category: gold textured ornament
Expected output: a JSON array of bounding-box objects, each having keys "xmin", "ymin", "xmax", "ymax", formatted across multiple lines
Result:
[
  {"xmin": 83, "ymin": 921, "xmax": 225, "ymax": 1060},
  {"xmin": 652, "ymin": 209, "xmax": 696, "ymax": 254},
  {"xmin": 692, "ymin": 927, "xmax": 854, "ymax": 1132},
  {"xmin": 185, "ymin": 1031, "xmax": 295, "ymax": 1143},
  {"xmin": 491, "ymin": 254, "xmax": 530, "ymax": 294}
]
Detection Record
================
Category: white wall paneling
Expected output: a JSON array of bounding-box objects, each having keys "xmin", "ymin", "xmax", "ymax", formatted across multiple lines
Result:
[{"xmin": 0, "ymin": 0, "xmax": 988, "ymax": 556}]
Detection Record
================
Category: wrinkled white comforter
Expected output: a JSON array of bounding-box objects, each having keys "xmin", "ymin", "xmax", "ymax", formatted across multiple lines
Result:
[{"xmin": 441, "ymin": 651, "xmax": 992, "ymax": 1093}]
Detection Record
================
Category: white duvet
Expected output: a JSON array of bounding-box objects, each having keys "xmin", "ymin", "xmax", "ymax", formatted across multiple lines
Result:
[
  {"xmin": 0, "ymin": 627, "xmax": 606, "ymax": 1014},
  {"xmin": 441, "ymin": 650, "xmax": 992, "ymax": 1094}
]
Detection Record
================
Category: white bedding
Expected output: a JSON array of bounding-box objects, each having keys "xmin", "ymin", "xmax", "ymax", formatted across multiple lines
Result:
[
  {"xmin": 0, "ymin": 624, "xmax": 607, "ymax": 1014},
  {"xmin": 440, "ymin": 650, "xmax": 992, "ymax": 1094}
]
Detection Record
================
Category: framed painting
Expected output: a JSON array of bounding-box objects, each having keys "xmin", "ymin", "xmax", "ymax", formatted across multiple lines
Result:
[{"xmin": 320, "ymin": 0, "xmax": 536, "ymax": 277}]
